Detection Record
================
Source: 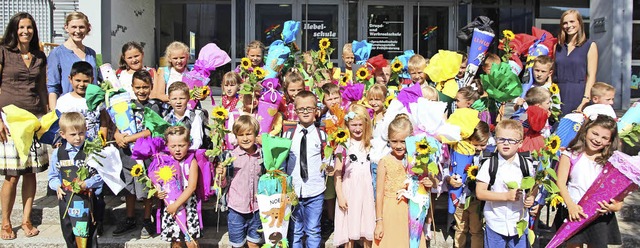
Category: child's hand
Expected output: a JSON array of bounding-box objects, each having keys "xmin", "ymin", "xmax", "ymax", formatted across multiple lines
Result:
[
  {"xmin": 374, "ymin": 222, "xmax": 384, "ymax": 240},
  {"xmin": 166, "ymin": 202, "xmax": 179, "ymax": 216},
  {"xmin": 192, "ymin": 90, "xmax": 203, "ymax": 100},
  {"xmin": 215, "ymin": 166, "xmax": 225, "ymax": 176},
  {"xmin": 114, "ymin": 132, "xmax": 127, "ymax": 148},
  {"xmin": 79, "ymin": 181, "xmax": 87, "ymax": 190},
  {"xmin": 505, "ymin": 189, "xmax": 521, "ymax": 202},
  {"xmin": 156, "ymin": 185, "xmax": 167, "ymax": 200},
  {"xmin": 597, "ymin": 199, "xmax": 623, "ymax": 214},
  {"xmin": 447, "ymin": 176, "xmax": 463, "ymax": 188},
  {"xmin": 567, "ymin": 203, "xmax": 588, "ymax": 221},
  {"xmin": 337, "ymin": 197, "xmax": 348, "ymax": 212},
  {"xmin": 515, "ymin": 97, "xmax": 524, "ymax": 106},
  {"xmin": 524, "ymin": 195, "xmax": 535, "ymax": 208},
  {"xmin": 529, "ymin": 204, "xmax": 539, "ymax": 216},
  {"xmin": 56, "ymin": 187, "xmax": 66, "ymax": 200},
  {"xmin": 420, "ymin": 177, "xmax": 434, "ymax": 188}
]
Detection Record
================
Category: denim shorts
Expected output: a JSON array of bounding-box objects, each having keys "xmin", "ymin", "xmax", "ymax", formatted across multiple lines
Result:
[{"xmin": 227, "ymin": 208, "xmax": 263, "ymax": 247}]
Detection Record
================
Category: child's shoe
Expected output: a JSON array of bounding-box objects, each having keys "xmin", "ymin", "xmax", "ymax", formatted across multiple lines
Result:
[
  {"xmin": 140, "ymin": 219, "xmax": 155, "ymax": 239},
  {"xmin": 112, "ymin": 218, "xmax": 136, "ymax": 236}
]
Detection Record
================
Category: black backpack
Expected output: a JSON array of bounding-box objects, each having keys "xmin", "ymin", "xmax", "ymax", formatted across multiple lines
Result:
[{"xmin": 475, "ymin": 152, "xmax": 532, "ymax": 212}]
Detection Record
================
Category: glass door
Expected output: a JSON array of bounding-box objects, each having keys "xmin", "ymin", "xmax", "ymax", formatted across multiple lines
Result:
[
  {"xmin": 253, "ymin": 3, "xmax": 294, "ymax": 46},
  {"xmin": 301, "ymin": 2, "xmax": 344, "ymax": 61},
  {"xmin": 413, "ymin": 5, "xmax": 450, "ymax": 58},
  {"xmin": 364, "ymin": 3, "xmax": 406, "ymax": 58}
]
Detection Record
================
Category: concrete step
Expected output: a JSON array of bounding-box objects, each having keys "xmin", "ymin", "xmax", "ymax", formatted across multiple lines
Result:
[
  {"xmin": 618, "ymin": 192, "xmax": 640, "ymax": 223},
  {"xmin": 0, "ymin": 171, "xmax": 55, "ymax": 197}
]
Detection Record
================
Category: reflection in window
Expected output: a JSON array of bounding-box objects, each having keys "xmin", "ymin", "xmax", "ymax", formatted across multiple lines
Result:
[
  {"xmin": 413, "ymin": 6, "xmax": 448, "ymax": 58},
  {"xmin": 302, "ymin": 4, "xmax": 339, "ymax": 59},
  {"xmin": 367, "ymin": 5, "xmax": 404, "ymax": 59},
  {"xmin": 633, "ymin": 24, "xmax": 640, "ymax": 60},
  {"xmin": 255, "ymin": 4, "xmax": 292, "ymax": 46}
]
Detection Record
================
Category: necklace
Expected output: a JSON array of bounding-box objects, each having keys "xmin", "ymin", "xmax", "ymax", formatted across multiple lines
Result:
[{"xmin": 21, "ymin": 53, "xmax": 29, "ymax": 59}]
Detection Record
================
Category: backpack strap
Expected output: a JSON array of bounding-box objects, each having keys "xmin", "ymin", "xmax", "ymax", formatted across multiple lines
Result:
[
  {"xmin": 163, "ymin": 66, "xmax": 171, "ymax": 83},
  {"xmin": 487, "ymin": 152, "xmax": 499, "ymax": 189},
  {"xmin": 316, "ymin": 126, "xmax": 327, "ymax": 160}
]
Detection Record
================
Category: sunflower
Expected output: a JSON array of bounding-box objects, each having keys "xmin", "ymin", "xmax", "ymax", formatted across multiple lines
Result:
[
  {"xmin": 356, "ymin": 67, "xmax": 370, "ymax": 81},
  {"xmin": 212, "ymin": 106, "xmax": 229, "ymax": 120},
  {"xmin": 549, "ymin": 194, "xmax": 564, "ymax": 210},
  {"xmin": 391, "ymin": 59, "xmax": 403, "ymax": 73},
  {"xmin": 319, "ymin": 49, "xmax": 327, "ymax": 63},
  {"xmin": 340, "ymin": 75, "xmax": 350, "ymax": 86},
  {"xmin": 546, "ymin": 135, "xmax": 561, "ymax": 154},
  {"xmin": 240, "ymin": 58, "xmax": 252, "ymax": 70},
  {"xmin": 319, "ymin": 38, "xmax": 331, "ymax": 50},
  {"xmin": 466, "ymin": 165, "xmax": 479, "ymax": 181},
  {"xmin": 416, "ymin": 139, "xmax": 431, "ymax": 155},
  {"xmin": 155, "ymin": 165, "xmax": 177, "ymax": 184},
  {"xmin": 131, "ymin": 164, "xmax": 144, "ymax": 177},
  {"xmin": 201, "ymin": 86, "xmax": 211, "ymax": 98},
  {"xmin": 385, "ymin": 95, "xmax": 395, "ymax": 108},
  {"xmin": 549, "ymin": 83, "xmax": 560, "ymax": 95},
  {"xmin": 333, "ymin": 128, "xmax": 350, "ymax": 144},
  {"xmin": 502, "ymin": 30, "xmax": 515, "ymax": 41},
  {"xmin": 253, "ymin": 67, "xmax": 266, "ymax": 79}
]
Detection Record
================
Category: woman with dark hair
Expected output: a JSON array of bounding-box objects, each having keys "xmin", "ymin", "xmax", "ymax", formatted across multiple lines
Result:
[
  {"xmin": 555, "ymin": 9, "xmax": 599, "ymax": 114},
  {"xmin": 0, "ymin": 12, "xmax": 48, "ymax": 240}
]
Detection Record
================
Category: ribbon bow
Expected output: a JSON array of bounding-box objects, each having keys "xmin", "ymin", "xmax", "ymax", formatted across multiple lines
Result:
[
  {"xmin": 260, "ymin": 78, "xmax": 283, "ymax": 105},
  {"xmin": 345, "ymin": 111, "xmax": 357, "ymax": 121}
]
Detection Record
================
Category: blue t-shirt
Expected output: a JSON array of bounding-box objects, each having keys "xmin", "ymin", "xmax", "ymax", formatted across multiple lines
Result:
[{"xmin": 47, "ymin": 45, "xmax": 98, "ymax": 96}]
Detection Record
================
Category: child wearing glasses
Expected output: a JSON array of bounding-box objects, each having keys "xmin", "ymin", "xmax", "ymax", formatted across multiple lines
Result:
[{"xmin": 475, "ymin": 120, "xmax": 535, "ymax": 248}]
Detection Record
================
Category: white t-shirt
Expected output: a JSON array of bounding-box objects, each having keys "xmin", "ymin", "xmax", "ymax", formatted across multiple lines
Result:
[
  {"xmin": 476, "ymin": 153, "xmax": 534, "ymax": 237},
  {"xmin": 563, "ymin": 151, "xmax": 603, "ymax": 204},
  {"xmin": 56, "ymin": 93, "xmax": 102, "ymax": 141},
  {"xmin": 165, "ymin": 67, "xmax": 185, "ymax": 94},
  {"xmin": 117, "ymin": 70, "xmax": 136, "ymax": 99}
]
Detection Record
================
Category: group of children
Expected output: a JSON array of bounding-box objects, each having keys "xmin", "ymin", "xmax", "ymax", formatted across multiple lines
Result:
[{"xmin": 45, "ymin": 34, "xmax": 627, "ymax": 248}]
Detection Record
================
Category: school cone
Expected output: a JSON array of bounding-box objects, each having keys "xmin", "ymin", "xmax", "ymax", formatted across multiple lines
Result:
[
  {"xmin": 75, "ymin": 236, "xmax": 87, "ymax": 248},
  {"xmin": 461, "ymin": 28, "xmax": 494, "ymax": 87},
  {"xmin": 546, "ymin": 152, "xmax": 640, "ymax": 248}
]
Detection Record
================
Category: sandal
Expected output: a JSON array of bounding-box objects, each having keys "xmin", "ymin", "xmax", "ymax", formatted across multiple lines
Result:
[
  {"xmin": 1, "ymin": 224, "xmax": 15, "ymax": 240},
  {"xmin": 21, "ymin": 221, "xmax": 39, "ymax": 237}
]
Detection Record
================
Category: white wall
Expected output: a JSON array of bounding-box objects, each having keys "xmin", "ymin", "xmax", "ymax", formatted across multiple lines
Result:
[
  {"xmin": 78, "ymin": 0, "xmax": 101, "ymax": 55},
  {"xmin": 590, "ymin": 0, "xmax": 633, "ymax": 109},
  {"xmin": 103, "ymin": 0, "xmax": 156, "ymax": 67}
]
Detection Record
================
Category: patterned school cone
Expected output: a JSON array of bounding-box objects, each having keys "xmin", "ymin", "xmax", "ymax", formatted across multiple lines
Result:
[
  {"xmin": 618, "ymin": 104, "xmax": 640, "ymax": 133},
  {"xmin": 256, "ymin": 100, "xmax": 279, "ymax": 134},
  {"xmin": 106, "ymin": 93, "xmax": 137, "ymax": 136},
  {"xmin": 404, "ymin": 180, "xmax": 430, "ymax": 248},
  {"xmin": 99, "ymin": 63, "xmax": 124, "ymax": 89},
  {"xmin": 547, "ymin": 151, "xmax": 640, "ymax": 248},
  {"xmin": 553, "ymin": 113, "xmax": 584, "ymax": 156},
  {"xmin": 461, "ymin": 28, "xmax": 494, "ymax": 87},
  {"xmin": 448, "ymin": 151, "xmax": 474, "ymax": 214}
]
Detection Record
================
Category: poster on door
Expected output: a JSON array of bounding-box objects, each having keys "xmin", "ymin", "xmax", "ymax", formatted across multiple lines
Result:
[{"xmin": 367, "ymin": 18, "xmax": 403, "ymax": 56}]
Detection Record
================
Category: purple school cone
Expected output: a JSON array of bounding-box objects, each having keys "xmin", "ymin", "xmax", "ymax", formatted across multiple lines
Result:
[
  {"xmin": 448, "ymin": 151, "xmax": 474, "ymax": 214},
  {"xmin": 547, "ymin": 152, "xmax": 640, "ymax": 248},
  {"xmin": 256, "ymin": 100, "xmax": 279, "ymax": 134},
  {"xmin": 148, "ymin": 154, "xmax": 190, "ymax": 236},
  {"xmin": 461, "ymin": 28, "xmax": 494, "ymax": 87}
]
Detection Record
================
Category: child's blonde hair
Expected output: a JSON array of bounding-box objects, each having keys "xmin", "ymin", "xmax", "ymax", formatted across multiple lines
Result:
[
  {"xmin": 322, "ymin": 83, "xmax": 341, "ymax": 98},
  {"xmin": 457, "ymin": 86, "xmax": 480, "ymax": 103},
  {"xmin": 422, "ymin": 85, "xmax": 439, "ymax": 101},
  {"xmin": 533, "ymin": 55, "xmax": 554, "ymax": 69},
  {"xmin": 388, "ymin": 114, "xmax": 413, "ymax": 138},
  {"xmin": 222, "ymin": 71, "xmax": 241, "ymax": 87},
  {"xmin": 167, "ymin": 81, "xmax": 190, "ymax": 96},
  {"xmin": 407, "ymin": 54, "xmax": 427, "ymax": 71},
  {"xmin": 367, "ymin": 84, "xmax": 388, "ymax": 102},
  {"xmin": 164, "ymin": 41, "xmax": 189, "ymax": 68},
  {"xmin": 482, "ymin": 53, "xmax": 501, "ymax": 72},
  {"xmin": 590, "ymin": 82, "xmax": 616, "ymax": 99},
  {"xmin": 495, "ymin": 119, "xmax": 523, "ymax": 140},
  {"xmin": 342, "ymin": 43, "xmax": 353, "ymax": 54},
  {"xmin": 245, "ymin": 40, "xmax": 265, "ymax": 56},
  {"xmin": 347, "ymin": 104, "xmax": 373, "ymax": 148},
  {"xmin": 233, "ymin": 115, "xmax": 260, "ymax": 136},
  {"xmin": 525, "ymin": 86, "xmax": 551, "ymax": 105},
  {"xmin": 164, "ymin": 126, "xmax": 190, "ymax": 143},
  {"xmin": 59, "ymin": 112, "xmax": 87, "ymax": 132}
]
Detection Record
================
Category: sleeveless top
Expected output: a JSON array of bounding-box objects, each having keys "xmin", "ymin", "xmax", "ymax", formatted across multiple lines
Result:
[{"xmin": 555, "ymin": 39, "xmax": 593, "ymax": 114}]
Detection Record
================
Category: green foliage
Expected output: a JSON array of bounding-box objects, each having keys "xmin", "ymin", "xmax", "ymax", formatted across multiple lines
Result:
[
  {"xmin": 520, "ymin": 177, "xmax": 535, "ymax": 191},
  {"xmin": 516, "ymin": 219, "xmax": 528, "ymax": 237},
  {"xmin": 620, "ymin": 123, "xmax": 640, "ymax": 147},
  {"xmin": 505, "ymin": 181, "xmax": 519, "ymax": 190}
]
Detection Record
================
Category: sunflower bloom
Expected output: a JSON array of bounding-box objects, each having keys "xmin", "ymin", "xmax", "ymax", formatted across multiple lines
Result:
[
  {"xmin": 356, "ymin": 67, "xmax": 370, "ymax": 81},
  {"xmin": 333, "ymin": 128, "xmax": 350, "ymax": 144},
  {"xmin": 466, "ymin": 165, "xmax": 479, "ymax": 181},
  {"xmin": 240, "ymin": 58, "xmax": 252, "ymax": 70},
  {"xmin": 131, "ymin": 164, "xmax": 144, "ymax": 177},
  {"xmin": 546, "ymin": 135, "xmax": 561, "ymax": 154},
  {"xmin": 391, "ymin": 59, "xmax": 403, "ymax": 73},
  {"xmin": 319, "ymin": 38, "xmax": 331, "ymax": 50},
  {"xmin": 385, "ymin": 95, "xmax": 395, "ymax": 108},
  {"xmin": 201, "ymin": 86, "xmax": 211, "ymax": 98},
  {"xmin": 503, "ymin": 30, "xmax": 515, "ymax": 41},
  {"xmin": 319, "ymin": 49, "xmax": 327, "ymax": 63},
  {"xmin": 253, "ymin": 67, "xmax": 266, "ymax": 79},
  {"xmin": 550, "ymin": 195, "xmax": 564, "ymax": 209},
  {"xmin": 416, "ymin": 139, "xmax": 431, "ymax": 155},
  {"xmin": 550, "ymin": 83, "xmax": 560, "ymax": 95},
  {"xmin": 340, "ymin": 75, "xmax": 350, "ymax": 86},
  {"xmin": 212, "ymin": 106, "xmax": 229, "ymax": 120}
]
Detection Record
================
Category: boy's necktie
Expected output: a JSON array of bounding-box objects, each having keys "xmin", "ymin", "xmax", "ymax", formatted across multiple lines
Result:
[{"xmin": 300, "ymin": 128, "xmax": 308, "ymax": 181}]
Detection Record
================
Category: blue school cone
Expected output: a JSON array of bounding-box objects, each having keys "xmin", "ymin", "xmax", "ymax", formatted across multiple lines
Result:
[{"xmin": 448, "ymin": 151, "xmax": 474, "ymax": 214}]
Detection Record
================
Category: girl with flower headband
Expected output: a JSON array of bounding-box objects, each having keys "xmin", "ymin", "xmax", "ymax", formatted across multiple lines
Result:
[
  {"xmin": 334, "ymin": 104, "xmax": 376, "ymax": 248},
  {"xmin": 554, "ymin": 115, "xmax": 622, "ymax": 247}
]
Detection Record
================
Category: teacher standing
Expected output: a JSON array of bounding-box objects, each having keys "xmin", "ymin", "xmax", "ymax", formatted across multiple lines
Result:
[
  {"xmin": 47, "ymin": 11, "xmax": 97, "ymax": 110},
  {"xmin": 0, "ymin": 12, "xmax": 49, "ymax": 240},
  {"xmin": 555, "ymin": 9, "xmax": 598, "ymax": 114}
]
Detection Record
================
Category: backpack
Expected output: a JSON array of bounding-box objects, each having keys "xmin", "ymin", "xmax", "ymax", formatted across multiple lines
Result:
[
  {"xmin": 281, "ymin": 121, "xmax": 328, "ymax": 173},
  {"xmin": 475, "ymin": 152, "xmax": 532, "ymax": 213}
]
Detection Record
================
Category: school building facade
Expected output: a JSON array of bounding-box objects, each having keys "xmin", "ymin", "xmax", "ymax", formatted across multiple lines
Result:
[{"xmin": 1, "ymin": 0, "xmax": 635, "ymax": 109}]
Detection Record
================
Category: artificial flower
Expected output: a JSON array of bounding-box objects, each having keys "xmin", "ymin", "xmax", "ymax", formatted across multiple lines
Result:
[
  {"xmin": 385, "ymin": 95, "xmax": 395, "ymax": 108},
  {"xmin": 416, "ymin": 139, "xmax": 431, "ymax": 155},
  {"xmin": 240, "ymin": 57, "xmax": 252, "ymax": 70},
  {"xmin": 549, "ymin": 194, "xmax": 564, "ymax": 210},
  {"xmin": 212, "ymin": 106, "xmax": 229, "ymax": 120},
  {"xmin": 546, "ymin": 135, "xmax": 561, "ymax": 154},
  {"xmin": 573, "ymin": 123, "xmax": 581, "ymax": 132},
  {"xmin": 253, "ymin": 67, "xmax": 266, "ymax": 79},
  {"xmin": 319, "ymin": 49, "xmax": 327, "ymax": 63},
  {"xmin": 549, "ymin": 83, "xmax": 560, "ymax": 95},
  {"xmin": 391, "ymin": 59, "xmax": 403, "ymax": 73},
  {"xmin": 466, "ymin": 164, "xmax": 479, "ymax": 181},
  {"xmin": 131, "ymin": 164, "xmax": 144, "ymax": 177},
  {"xmin": 356, "ymin": 67, "xmax": 370, "ymax": 81},
  {"xmin": 319, "ymin": 38, "xmax": 331, "ymax": 50},
  {"xmin": 333, "ymin": 128, "xmax": 350, "ymax": 144},
  {"xmin": 202, "ymin": 85, "xmax": 211, "ymax": 97},
  {"xmin": 503, "ymin": 30, "xmax": 515, "ymax": 41}
]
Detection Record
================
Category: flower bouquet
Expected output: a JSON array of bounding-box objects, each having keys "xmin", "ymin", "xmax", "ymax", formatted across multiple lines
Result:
[
  {"xmin": 206, "ymin": 106, "xmax": 236, "ymax": 210},
  {"xmin": 257, "ymin": 134, "xmax": 297, "ymax": 247}
]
